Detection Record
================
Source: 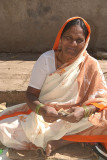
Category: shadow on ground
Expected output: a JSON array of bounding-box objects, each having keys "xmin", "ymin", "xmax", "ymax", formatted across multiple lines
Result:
[{"xmin": 0, "ymin": 53, "xmax": 41, "ymax": 61}]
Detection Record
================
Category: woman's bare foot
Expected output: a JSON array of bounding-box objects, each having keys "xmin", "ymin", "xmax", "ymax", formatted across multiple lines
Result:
[{"xmin": 46, "ymin": 139, "xmax": 73, "ymax": 156}]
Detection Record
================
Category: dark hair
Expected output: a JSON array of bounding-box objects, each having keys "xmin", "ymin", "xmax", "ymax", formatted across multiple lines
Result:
[{"xmin": 61, "ymin": 19, "xmax": 88, "ymax": 39}]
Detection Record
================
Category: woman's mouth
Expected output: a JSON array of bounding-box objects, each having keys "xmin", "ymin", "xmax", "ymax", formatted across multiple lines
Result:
[{"xmin": 67, "ymin": 48, "xmax": 76, "ymax": 53}]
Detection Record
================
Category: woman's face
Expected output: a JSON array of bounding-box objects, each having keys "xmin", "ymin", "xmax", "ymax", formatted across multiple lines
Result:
[{"xmin": 61, "ymin": 25, "xmax": 86, "ymax": 59}]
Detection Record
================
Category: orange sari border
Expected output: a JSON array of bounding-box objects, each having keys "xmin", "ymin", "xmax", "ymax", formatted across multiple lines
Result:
[
  {"xmin": 0, "ymin": 109, "xmax": 32, "ymax": 121},
  {"xmin": 90, "ymin": 103, "xmax": 107, "ymax": 111},
  {"xmin": 62, "ymin": 135, "xmax": 107, "ymax": 142}
]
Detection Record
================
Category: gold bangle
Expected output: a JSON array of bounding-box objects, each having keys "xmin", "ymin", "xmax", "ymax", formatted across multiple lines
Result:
[
  {"xmin": 83, "ymin": 105, "xmax": 89, "ymax": 117},
  {"xmin": 35, "ymin": 103, "xmax": 44, "ymax": 114}
]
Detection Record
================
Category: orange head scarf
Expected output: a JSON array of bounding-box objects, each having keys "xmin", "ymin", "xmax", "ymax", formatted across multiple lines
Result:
[{"xmin": 53, "ymin": 17, "xmax": 91, "ymax": 51}]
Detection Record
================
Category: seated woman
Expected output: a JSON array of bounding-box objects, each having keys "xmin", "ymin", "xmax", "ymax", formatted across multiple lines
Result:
[{"xmin": 0, "ymin": 17, "xmax": 107, "ymax": 159}]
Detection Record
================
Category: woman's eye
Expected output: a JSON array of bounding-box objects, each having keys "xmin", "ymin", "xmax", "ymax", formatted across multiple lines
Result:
[
  {"xmin": 66, "ymin": 36, "xmax": 73, "ymax": 41},
  {"xmin": 63, "ymin": 36, "xmax": 71, "ymax": 40},
  {"xmin": 76, "ymin": 39, "xmax": 83, "ymax": 43},
  {"xmin": 66, "ymin": 36, "xmax": 71, "ymax": 40}
]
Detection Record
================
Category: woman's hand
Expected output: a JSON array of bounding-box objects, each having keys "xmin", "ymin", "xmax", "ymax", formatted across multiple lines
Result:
[
  {"xmin": 39, "ymin": 105, "xmax": 59, "ymax": 123},
  {"xmin": 60, "ymin": 107, "xmax": 85, "ymax": 123}
]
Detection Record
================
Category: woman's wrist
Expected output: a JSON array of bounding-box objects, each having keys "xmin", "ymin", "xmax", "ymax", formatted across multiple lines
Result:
[
  {"xmin": 82, "ymin": 105, "xmax": 97, "ymax": 117},
  {"xmin": 35, "ymin": 103, "xmax": 44, "ymax": 115}
]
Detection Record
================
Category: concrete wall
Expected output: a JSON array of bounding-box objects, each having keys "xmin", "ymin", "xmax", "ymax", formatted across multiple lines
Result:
[{"xmin": 0, "ymin": 0, "xmax": 107, "ymax": 53}]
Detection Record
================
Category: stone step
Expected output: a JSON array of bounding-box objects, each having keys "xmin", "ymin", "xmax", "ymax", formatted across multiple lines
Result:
[{"xmin": 0, "ymin": 58, "xmax": 107, "ymax": 106}]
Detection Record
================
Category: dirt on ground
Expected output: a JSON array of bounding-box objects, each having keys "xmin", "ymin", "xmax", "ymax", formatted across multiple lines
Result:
[{"xmin": 0, "ymin": 142, "xmax": 99, "ymax": 160}]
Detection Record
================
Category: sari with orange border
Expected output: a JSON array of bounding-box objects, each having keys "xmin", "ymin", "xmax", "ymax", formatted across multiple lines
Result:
[{"xmin": 0, "ymin": 17, "xmax": 107, "ymax": 151}]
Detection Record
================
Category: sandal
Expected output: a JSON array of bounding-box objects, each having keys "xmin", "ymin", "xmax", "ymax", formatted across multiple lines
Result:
[{"xmin": 91, "ymin": 143, "xmax": 107, "ymax": 160}]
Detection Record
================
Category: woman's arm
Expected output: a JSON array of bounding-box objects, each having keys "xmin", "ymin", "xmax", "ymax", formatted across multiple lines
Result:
[
  {"xmin": 59, "ymin": 105, "xmax": 97, "ymax": 123},
  {"xmin": 26, "ymin": 86, "xmax": 59, "ymax": 123},
  {"xmin": 26, "ymin": 86, "xmax": 41, "ymax": 112}
]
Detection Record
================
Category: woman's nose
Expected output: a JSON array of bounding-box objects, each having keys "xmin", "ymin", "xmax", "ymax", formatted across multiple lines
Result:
[{"xmin": 71, "ymin": 40, "xmax": 77, "ymax": 46}]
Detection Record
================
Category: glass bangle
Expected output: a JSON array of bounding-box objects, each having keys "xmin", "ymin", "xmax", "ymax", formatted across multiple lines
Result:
[
  {"xmin": 35, "ymin": 103, "xmax": 44, "ymax": 114},
  {"xmin": 83, "ymin": 105, "xmax": 89, "ymax": 117}
]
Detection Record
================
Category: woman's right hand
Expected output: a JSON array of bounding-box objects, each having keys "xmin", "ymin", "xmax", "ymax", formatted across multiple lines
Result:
[
  {"xmin": 39, "ymin": 105, "xmax": 59, "ymax": 123},
  {"xmin": 59, "ymin": 107, "xmax": 85, "ymax": 123}
]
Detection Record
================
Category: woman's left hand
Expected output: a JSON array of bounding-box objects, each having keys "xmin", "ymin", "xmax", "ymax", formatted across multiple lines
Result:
[{"xmin": 60, "ymin": 107, "xmax": 85, "ymax": 123}]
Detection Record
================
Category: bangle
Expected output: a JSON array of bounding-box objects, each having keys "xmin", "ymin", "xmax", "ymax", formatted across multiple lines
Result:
[
  {"xmin": 83, "ymin": 105, "xmax": 90, "ymax": 117},
  {"xmin": 35, "ymin": 103, "xmax": 44, "ymax": 114}
]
